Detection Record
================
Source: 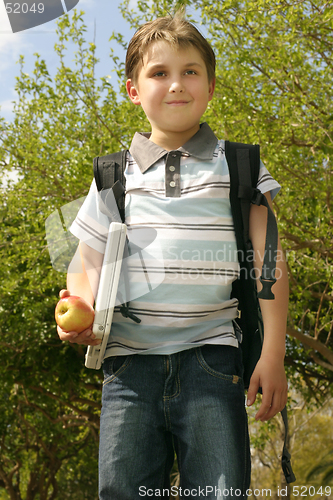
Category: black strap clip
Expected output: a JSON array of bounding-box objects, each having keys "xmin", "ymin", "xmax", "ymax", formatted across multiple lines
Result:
[
  {"xmin": 258, "ymin": 277, "xmax": 276, "ymax": 300},
  {"xmin": 282, "ymin": 453, "xmax": 296, "ymax": 484},
  {"xmin": 119, "ymin": 304, "xmax": 141, "ymax": 324},
  {"xmin": 251, "ymin": 188, "xmax": 264, "ymax": 206}
]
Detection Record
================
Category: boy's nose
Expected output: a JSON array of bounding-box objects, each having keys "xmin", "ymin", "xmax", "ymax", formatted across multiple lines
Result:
[{"xmin": 169, "ymin": 80, "xmax": 184, "ymax": 93}]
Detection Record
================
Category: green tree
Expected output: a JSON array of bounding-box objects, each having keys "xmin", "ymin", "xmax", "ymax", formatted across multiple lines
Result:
[{"xmin": 307, "ymin": 450, "xmax": 333, "ymax": 486}]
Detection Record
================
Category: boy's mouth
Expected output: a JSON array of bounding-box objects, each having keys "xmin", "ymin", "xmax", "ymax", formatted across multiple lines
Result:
[{"xmin": 166, "ymin": 100, "xmax": 189, "ymax": 106}]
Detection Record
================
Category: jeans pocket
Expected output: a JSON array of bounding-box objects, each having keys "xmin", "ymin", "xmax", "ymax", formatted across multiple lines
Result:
[
  {"xmin": 103, "ymin": 355, "xmax": 132, "ymax": 385},
  {"xmin": 196, "ymin": 344, "xmax": 243, "ymax": 384}
]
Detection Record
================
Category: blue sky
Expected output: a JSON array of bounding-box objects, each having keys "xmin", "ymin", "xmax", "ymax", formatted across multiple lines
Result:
[{"xmin": 0, "ymin": 0, "xmax": 138, "ymax": 122}]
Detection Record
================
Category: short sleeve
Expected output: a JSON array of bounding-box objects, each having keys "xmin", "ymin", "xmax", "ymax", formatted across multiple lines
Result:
[
  {"xmin": 69, "ymin": 180, "xmax": 110, "ymax": 253},
  {"xmin": 257, "ymin": 160, "xmax": 281, "ymax": 200}
]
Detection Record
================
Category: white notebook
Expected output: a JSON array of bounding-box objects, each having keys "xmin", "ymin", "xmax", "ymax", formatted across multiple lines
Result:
[{"xmin": 85, "ymin": 222, "xmax": 127, "ymax": 370}]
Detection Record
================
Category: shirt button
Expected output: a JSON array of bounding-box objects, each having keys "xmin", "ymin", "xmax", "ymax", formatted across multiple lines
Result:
[
  {"xmin": 169, "ymin": 165, "xmax": 175, "ymax": 172},
  {"xmin": 170, "ymin": 181, "xmax": 176, "ymax": 187}
]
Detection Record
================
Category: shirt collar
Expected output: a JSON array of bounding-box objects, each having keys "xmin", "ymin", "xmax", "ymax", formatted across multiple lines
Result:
[{"xmin": 129, "ymin": 122, "xmax": 218, "ymax": 173}]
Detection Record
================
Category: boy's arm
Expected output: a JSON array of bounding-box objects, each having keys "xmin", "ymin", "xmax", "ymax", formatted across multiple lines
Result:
[
  {"xmin": 57, "ymin": 242, "xmax": 103, "ymax": 346},
  {"xmin": 247, "ymin": 192, "xmax": 289, "ymax": 421}
]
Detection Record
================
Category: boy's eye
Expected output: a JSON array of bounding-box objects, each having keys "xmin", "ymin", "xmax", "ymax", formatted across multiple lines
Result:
[
  {"xmin": 153, "ymin": 71, "xmax": 166, "ymax": 77},
  {"xmin": 185, "ymin": 70, "xmax": 197, "ymax": 75}
]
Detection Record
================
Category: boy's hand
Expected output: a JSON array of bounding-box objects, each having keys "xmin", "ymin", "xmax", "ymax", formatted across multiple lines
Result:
[
  {"xmin": 246, "ymin": 355, "xmax": 288, "ymax": 421},
  {"xmin": 56, "ymin": 289, "xmax": 101, "ymax": 346}
]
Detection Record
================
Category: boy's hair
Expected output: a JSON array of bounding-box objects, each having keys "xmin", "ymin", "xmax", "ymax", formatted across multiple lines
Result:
[{"xmin": 125, "ymin": 12, "xmax": 216, "ymax": 84}]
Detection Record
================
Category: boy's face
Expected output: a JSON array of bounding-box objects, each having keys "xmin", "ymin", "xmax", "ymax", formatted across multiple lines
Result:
[{"xmin": 126, "ymin": 41, "xmax": 215, "ymax": 148}]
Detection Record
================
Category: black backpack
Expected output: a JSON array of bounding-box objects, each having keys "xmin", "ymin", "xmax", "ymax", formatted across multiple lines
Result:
[{"xmin": 93, "ymin": 143, "xmax": 296, "ymax": 484}]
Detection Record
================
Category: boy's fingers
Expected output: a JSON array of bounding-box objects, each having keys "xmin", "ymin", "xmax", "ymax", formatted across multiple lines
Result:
[
  {"xmin": 256, "ymin": 400, "xmax": 274, "ymax": 421},
  {"xmin": 59, "ymin": 289, "xmax": 70, "ymax": 298},
  {"xmin": 57, "ymin": 325, "xmax": 101, "ymax": 346},
  {"xmin": 255, "ymin": 396, "xmax": 272, "ymax": 421},
  {"xmin": 57, "ymin": 324, "xmax": 77, "ymax": 341},
  {"xmin": 70, "ymin": 336, "xmax": 102, "ymax": 346},
  {"xmin": 70, "ymin": 328, "xmax": 98, "ymax": 345},
  {"xmin": 255, "ymin": 387, "xmax": 287, "ymax": 421},
  {"xmin": 69, "ymin": 331, "xmax": 102, "ymax": 345},
  {"xmin": 246, "ymin": 374, "xmax": 260, "ymax": 407}
]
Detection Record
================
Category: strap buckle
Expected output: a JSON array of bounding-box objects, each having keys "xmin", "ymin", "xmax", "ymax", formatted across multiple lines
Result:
[
  {"xmin": 282, "ymin": 454, "xmax": 296, "ymax": 484},
  {"xmin": 258, "ymin": 277, "xmax": 276, "ymax": 300},
  {"xmin": 120, "ymin": 304, "xmax": 141, "ymax": 324},
  {"xmin": 251, "ymin": 188, "xmax": 264, "ymax": 206}
]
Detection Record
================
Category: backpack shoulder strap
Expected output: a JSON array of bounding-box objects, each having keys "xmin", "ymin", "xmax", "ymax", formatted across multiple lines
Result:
[
  {"xmin": 281, "ymin": 407, "xmax": 296, "ymax": 483},
  {"xmin": 93, "ymin": 150, "xmax": 127, "ymax": 223},
  {"xmin": 225, "ymin": 140, "xmax": 296, "ymax": 485},
  {"xmin": 93, "ymin": 149, "xmax": 141, "ymax": 324},
  {"xmin": 225, "ymin": 141, "xmax": 260, "ymax": 256},
  {"xmin": 225, "ymin": 140, "xmax": 278, "ymax": 300},
  {"xmin": 93, "ymin": 149, "xmax": 127, "ymax": 191}
]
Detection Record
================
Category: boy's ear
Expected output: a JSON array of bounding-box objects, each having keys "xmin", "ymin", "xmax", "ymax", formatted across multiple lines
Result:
[
  {"xmin": 126, "ymin": 79, "xmax": 141, "ymax": 105},
  {"xmin": 208, "ymin": 77, "xmax": 216, "ymax": 102}
]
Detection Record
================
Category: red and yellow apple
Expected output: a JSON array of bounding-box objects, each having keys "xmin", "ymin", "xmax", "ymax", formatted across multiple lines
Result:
[{"xmin": 55, "ymin": 296, "xmax": 94, "ymax": 333}]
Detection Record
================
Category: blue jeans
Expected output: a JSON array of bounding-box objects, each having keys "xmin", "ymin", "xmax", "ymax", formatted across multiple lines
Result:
[{"xmin": 99, "ymin": 345, "xmax": 251, "ymax": 500}]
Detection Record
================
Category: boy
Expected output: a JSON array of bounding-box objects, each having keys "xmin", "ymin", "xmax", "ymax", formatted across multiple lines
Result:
[{"xmin": 57, "ymin": 12, "xmax": 288, "ymax": 500}]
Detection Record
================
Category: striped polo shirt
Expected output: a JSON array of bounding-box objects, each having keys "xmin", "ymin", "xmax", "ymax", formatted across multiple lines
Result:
[{"xmin": 70, "ymin": 123, "xmax": 280, "ymax": 358}]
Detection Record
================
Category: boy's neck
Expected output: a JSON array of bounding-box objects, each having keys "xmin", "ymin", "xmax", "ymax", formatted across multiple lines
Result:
[{"xmin": 149, "ymin": 125, "xmax": 200, "ymax": 151}]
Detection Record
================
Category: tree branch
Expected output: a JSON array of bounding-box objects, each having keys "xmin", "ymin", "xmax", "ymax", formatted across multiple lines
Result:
[{"xmin": 287, "ymin": 327, "xmax": 333, "ymax": 367}]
